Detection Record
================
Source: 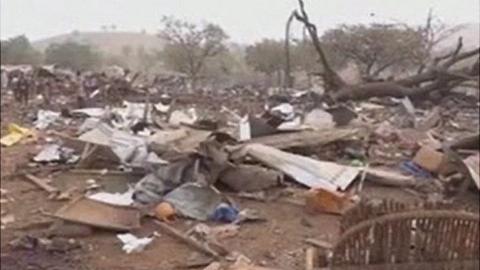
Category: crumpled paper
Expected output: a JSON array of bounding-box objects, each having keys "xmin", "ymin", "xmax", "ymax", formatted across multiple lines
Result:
[{"xmin": 117, "ymin": 233, "xmax": 154, "ymax": 254}]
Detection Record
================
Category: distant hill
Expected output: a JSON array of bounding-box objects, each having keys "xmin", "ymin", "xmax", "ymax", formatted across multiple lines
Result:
[
  {"xmin": 31, "ymin": 23, "xmax": 478, "ymax": 56},
  {"xmin": 32, "ymin": 31, "xmax": 165, "ymax": 55}
]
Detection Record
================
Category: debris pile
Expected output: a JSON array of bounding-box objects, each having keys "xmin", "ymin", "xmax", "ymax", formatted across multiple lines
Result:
[{"xmin": 1, "ymin": 63, "xmax": 478, "ymax": 269}]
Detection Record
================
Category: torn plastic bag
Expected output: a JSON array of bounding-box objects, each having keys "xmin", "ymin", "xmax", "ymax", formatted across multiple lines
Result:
[
  {"xmin": 34, "ymin": 110, "xmax": 60, "ymax": 130},
  {"xmin": 33, "ymin": 144, "xmax": 78, "ymax": 163},
  {"xmin": 164, "ymin": 183, "xmax": 223, "ymax": 221},
  {"xmin": 132, "ymin": 156, "xmax": 197, "ymax": 205}
]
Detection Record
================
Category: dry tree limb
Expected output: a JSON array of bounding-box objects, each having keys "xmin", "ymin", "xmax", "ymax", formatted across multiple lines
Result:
[
  {"xmin": 284, "ymin": 11, "xmax": 296, "ymax": 89},
  {"xmin": 433, "ymin": 37, "xmax": 463, "ymax": 66},
  {"xmin": 334, "ymin": 48, "xmax": 479, "ymax": 101},
  {"xmin": 292, "ymin": 0, "xmax": 479, "ymax": 101},
  {"xmin": 294, "ymin": 0, "xmax": 346, "ymax": 91}
]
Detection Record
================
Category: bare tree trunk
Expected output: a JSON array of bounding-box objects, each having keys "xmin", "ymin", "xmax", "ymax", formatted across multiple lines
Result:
[
  {"xmin": 284, "ymin": 11, "xmax": 296, "ymax": 89},
  {"xmin": 188, "ymin": 75, "xmax": 197, "ymax": 93},
  {"xmin": 294, "ymin": 0, "xmax": 346, "ymax": 92},
  {"xmin": 293, "ymin": 0, "xmax": 479, "ymax": 101}
]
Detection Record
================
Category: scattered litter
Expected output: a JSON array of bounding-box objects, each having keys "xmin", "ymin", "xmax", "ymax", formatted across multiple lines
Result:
[
  {"xmin": 413, "ymin": 146, "xmax": 451, "ymax": 174},
  {"xmin": 231, "ymin": 144, "xmax": 359, "ymax": 192},
  {"xmin": 34, "ymin": 110, "xmax": 60, "ymax": 130},
  {"xmin": 78, "ymin": 117, "xmax": 102, "ymax": 133},
  {"xmin": 23, "ymin": 174, "xmax": 59, "ymax": 194},
  {"xmin": 238, "ymin": 116, "xmax": 251, "ymax": 141},
  {"xmin": 164, "ymin": 183, "xmax": 223, "ymax": 221},
  {"xmin": 399, "ymin": 161, "xmax": 432, "ymax": 178},
  {"xmin": 78, "ymin": 122, "xmax": 113, "ymax": 146},
  {"xmin": 244, "ymin": 128, "xmax": 358, "ymax": 150},
  {"xmin": 117, "ymin": 233, "xmax": 154, "ymax": 254},
  {"xmin": 109, "ymin": 129, "xmax": 149, "ymax": 167},
  {"xmin": 400, "ymin": 96, "xmax": 416, "ymax": 116},
  {"xmin": 154, "ymin": 202, "xmax": 176, "ymax": 222},
  {"xmin": 417, "ymin": 106, "xmax": 441, "ymax": 131},
  {"xmin": 133, "ymin": 156, "xmax": 201, "ymax": 205},
  {"xmin": 169, "ymin": 109, "xmax": 198, "ymax": 125},
  {"xmin": 463, "ymin": 153, "xmax": 480, "ymax": 189},
  {"xmin": 190, "ymin": 223, "xmax": 240, "ymax": 241},
  {"xmin": 235, "ymin": 209, "xmax": 265, "ymax": 224},
  {"xmin": 303, "ymin": 108, "xmax": 335, "ymax": 130},
  {"xmin": 155, "ymin": 220, "xmax": 220, "ymax": 258},
  {"xmin": 1, "ymin": 213, "xmax": 15, "ymax": 228},
  {"xmin": 0, "ymin": 124, "xmax": 36, "ymax": 147},
  {"xmin": 219, "ymin": 165, "xmax": 282, "ymax": 192},
  {"xmin": 71, "ymin": 108, "xmax": 106, "ymax": 118},
  {"xmin": 185, "ymin": 252, "xmax": 215, "ymax": 268},
  {"xmin": 363, "ymin": 167, "xmax": 418, "ymax": 187},
  {"xmin": 305, "ymin": 188, "xmax": 358, "ymax": 215},
  {"xmin": 269, "ymin": 103, "xmax": 295, "ymax": 120},
  {"xmin": 85, "ymin": 178, "xmax": 101, "ymax": 190},
  {"xmin": 54, "ymin": 196, "xmax": 140, "ymax": 231},
  {"xmin": 1, "ymin": 47, "xmax": 479, "ymax": 269},
  {"xmin": 33, "ymin": 144, "xmax": 78, "ymax": 163},
  {"xmin": 203, "ymin": 262, "xmax": 222, "ymax": 270},
  {"xmin": 210, "ymin": 203, "xmax": 239, "ymax": 223},
  {"xmin": 88, "ymin": 188, "xmax": 135, "ymax": 206}
]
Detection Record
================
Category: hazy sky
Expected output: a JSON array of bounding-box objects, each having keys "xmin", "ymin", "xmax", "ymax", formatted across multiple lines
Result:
[{"xmin": 1, "ymin": 0, "xmax": 479, "ymax": 43}]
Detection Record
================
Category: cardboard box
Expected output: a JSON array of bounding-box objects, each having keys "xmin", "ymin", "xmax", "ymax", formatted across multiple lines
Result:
[{"xmin": 413, "ymin": 146, "xmax": 449, "ymax": 174}]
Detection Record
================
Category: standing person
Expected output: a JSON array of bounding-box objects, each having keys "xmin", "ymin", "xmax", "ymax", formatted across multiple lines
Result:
[
  {"xmin": 43, "ymin": 77, "xmax": 53, "ymax": 106},
  {"xmin": 72, "ymin": 72, "xmax": 87, "ymax": 108},
  {"xmin": 15, "ymin": 73, "xmax": 30, "ymax": 106},
  {"xmin": 9, "ymin": 73, "xmax": 19, "ymax": 101}
]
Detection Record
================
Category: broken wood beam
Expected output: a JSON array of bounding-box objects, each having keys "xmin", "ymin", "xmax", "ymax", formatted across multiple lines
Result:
[
  {"xmin": 364, "ymin": 168, "xmax": 417, "ymax": 187},
  {"xmin": 304, "ymin": 238, "xmax": 333, "ymax": 250},
  {"xmin": 24, "ymin": 174, "xmax": 59, "ymax": 194}
]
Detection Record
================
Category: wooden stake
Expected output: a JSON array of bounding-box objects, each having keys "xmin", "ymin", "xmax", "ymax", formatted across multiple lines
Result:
[{"xmin": 305, "ymin": 247, "xmax": 317, "ymax": 270}]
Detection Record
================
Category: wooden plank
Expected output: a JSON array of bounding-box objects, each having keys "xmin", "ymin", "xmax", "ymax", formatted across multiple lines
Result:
[
  {"xmin": 24, "ymin": 174, "xmax": 58, "ymax": 194},
  {"xmin": 305, "ymin": 238, "xmax": 333, "ymax": 250},
  {"xmin": 54, "ymin": 196, "xmax": 140, "ymax": 231}
]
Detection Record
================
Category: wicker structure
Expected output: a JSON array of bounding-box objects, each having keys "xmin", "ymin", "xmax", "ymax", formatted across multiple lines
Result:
[{"xmin": 328, "ymin": 210, "xmax": 479, "ymax": 270}]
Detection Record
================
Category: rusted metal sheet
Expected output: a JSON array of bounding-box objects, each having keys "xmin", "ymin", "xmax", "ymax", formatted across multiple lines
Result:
[
  {"xmin": 54, "ymin": 196, "xmax": 140, "ymax": 231},
  {"xmin": 243, "ymin": 128, "xmax": 359, "ymax": 150},
  {"xmin": 231, "ymin": 144, "xmax": 359, "ymax": 192}
]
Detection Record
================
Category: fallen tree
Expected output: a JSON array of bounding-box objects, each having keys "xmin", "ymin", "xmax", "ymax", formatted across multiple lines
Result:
[{"xmin": 292, "ymin": 0, "xmax": 480, "ymax": 101}]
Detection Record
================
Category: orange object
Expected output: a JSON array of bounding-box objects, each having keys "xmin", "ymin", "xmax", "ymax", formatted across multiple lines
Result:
[
  {"xmin": 413, "ymin": 146, "xmax": 452, "ymax": 174},
  {"xmin": 305, "ymin": 188, "xmax": 357, "ymax": 215},
  {"xmin": 154, "ymin": 202, "xmax": 176, "ymax": 222}
]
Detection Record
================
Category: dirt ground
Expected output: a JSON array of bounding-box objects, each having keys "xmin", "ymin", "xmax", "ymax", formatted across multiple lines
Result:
[{"xmin": 1, "ymin": 96, "xmax": 479, "ymax": 270}]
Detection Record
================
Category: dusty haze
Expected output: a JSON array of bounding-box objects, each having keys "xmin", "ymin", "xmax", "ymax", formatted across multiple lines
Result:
[{"xmin": 1, "ymin": 0, "xmax": 479, "ymax": 43}]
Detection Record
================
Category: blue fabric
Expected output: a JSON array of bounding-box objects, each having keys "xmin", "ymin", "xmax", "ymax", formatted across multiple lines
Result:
[
  {"xmin": 210, "ymin": 203, "xmax": 239, "ymax": 223},
  {"xmin": 399, "ymin": 161, "xmax": 432, "ymax": 178}
]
